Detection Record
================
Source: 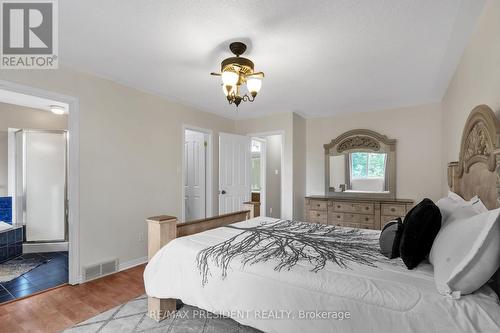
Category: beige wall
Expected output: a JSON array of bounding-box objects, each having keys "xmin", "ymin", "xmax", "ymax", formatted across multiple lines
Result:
[
  {"xmin": 306, "ymin": 103, "xmax": 443, "ymax": 202},
  {"xmin": 442, "ymin": 0, "xmax": 500, "ymax": 193},
  {"xmin": 0, "ymin": 103, "xmax": 68, "ymax": 196},
  {"xmin": 0, "ymin": 68, "xmax": 234, "ymax": 274}
]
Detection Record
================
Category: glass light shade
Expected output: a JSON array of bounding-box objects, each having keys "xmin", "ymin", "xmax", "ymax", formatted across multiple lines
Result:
[
  {"xmin": 222, "ymin": 84, "xmax": 234, "ymax": 96},
  {"xmin": 246, "ymin": 77, "xmax": 262, "ymax": 95},
  {"xmin": 221, "ymin": 71, "xmax": 239, "ymax": 86}
]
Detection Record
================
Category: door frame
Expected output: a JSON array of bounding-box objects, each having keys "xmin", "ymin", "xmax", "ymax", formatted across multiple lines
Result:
[
  {"xmin": 181, "ymin": 125, "xmax": 213, "ymax": 222},
  {"xmin": 0, "ymin": 79, "xmax": 80, "ymax": 285},
  {"xmin": 251, "ymin": 137, "xmax": 266, "ymax": 217},
  {"xmin": 247, "ymin": 131, "xmax": 285, "ymax": 219}
]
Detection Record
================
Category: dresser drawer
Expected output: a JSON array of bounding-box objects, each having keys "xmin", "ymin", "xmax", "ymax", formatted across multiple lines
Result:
[
  {"xmin": 354, "ymin": 214, "xmax": 375, "ymax": 225},
  {"xmin": 309, "ymin": 209, "xmax": 327, "ymax": 220},
  {"xmin": 329, "ymin": 213, "xmax": 375, "ymax": 227},
  {"xmin": 331, "ymin": 201, "xmax": 374, "ymax": 214},
  {"xmin": 329, "ymin": 212, "xmax": 353, "ymax": 224},
  {"xmin": 331, "ymin": 201, "xmax": 355, "ymax": 213},
  {"xmin": 381, "ymin": 204, "xmax": 406, "ymax": 217},
  {"xmin": 309, "ymin": 200, "xmax": 328, "ymax": 211},
  {"xmin": 329, "ymin": 212, "xmax": 359, "ymax": 222},
  {"xmin": 354, "ymin": 203, "xmax": 374, "ymax": 214}
]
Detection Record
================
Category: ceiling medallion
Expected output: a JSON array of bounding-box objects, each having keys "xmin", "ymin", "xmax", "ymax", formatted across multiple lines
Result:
[{"xmin": 211, "ymin": 42, "xmax": 264, "ymax": 107}]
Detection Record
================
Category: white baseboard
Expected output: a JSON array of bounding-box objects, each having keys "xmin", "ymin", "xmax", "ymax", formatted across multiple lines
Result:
[
  {"xmin": 118, "ymin": 256, "xmax": 148, "ymax": 272},
  {"xmin": 23, "ymin": 242, "xmax": 69, "ymax": 253}
]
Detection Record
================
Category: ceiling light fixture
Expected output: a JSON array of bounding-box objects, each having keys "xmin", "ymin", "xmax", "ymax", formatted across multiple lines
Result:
[
  {"xmin": 211, "ymin": 42, "xmax": 264, "ymax": 107},
  {"xmin": 50, "ymin": 105, "xmax": 65, "ymax": 115}
]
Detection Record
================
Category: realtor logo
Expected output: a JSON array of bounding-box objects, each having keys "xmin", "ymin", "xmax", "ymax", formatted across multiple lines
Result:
[{"xmin": 1, "ymin": 0, "xmax": 58, "ymax": 69}]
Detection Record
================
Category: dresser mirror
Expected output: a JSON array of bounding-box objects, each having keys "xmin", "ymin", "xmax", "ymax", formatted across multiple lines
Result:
[{"xmin": 324, "ymin": 129, "xmax": 396, "ymax": 199}]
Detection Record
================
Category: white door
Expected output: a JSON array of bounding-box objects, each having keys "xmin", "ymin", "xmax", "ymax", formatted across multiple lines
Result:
[
  {"xmin": 219, "ymin": 133, "xmax": 251, "ymax": 214},
  {"xmin": 24, "ymin": 131, "xmax": 67, "ymax": 242},
  {"xmin": 184, "ymin": 130, "xmax": 206, "ymax": 221}
]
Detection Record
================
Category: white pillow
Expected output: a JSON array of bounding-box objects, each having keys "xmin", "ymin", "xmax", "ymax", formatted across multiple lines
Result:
[
  {"xmin": 432, "ymin": 208, "xmax": 500, "ymax": 298},
  {"xmin": 447, "ymin": 191, "xmax": 488, "ymax": 213},
  {"xmin": 429, "ymin": 198, "xmax": 476, "ymax": 265},
  {"xmin": 468, "ymin": 195, "xmax": 489, "ymax": 214},
  {"xmin": 447, "ymin": 191, "xmax": 466, "ymax": 203},
  {"xmin": 435, "ymin": 197, "xmax": 477, "ymax": 227}
]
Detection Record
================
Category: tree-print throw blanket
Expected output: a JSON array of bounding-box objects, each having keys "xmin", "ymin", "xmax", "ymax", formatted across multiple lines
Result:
[{"xmin": 196, "ymin": 219, "xmax": 388, "ymax": 285}]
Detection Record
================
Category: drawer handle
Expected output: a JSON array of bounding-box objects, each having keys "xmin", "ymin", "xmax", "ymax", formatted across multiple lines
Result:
[
  {"xmin": 337, "ymin": 215, "xmax": 341, "ymax": 218},
  {"xmin": 365, "ymin": 207, "xmax": 369, "ymax": 210},
  {"xmin": 317, "ymin": 204, "xmax": 320, "ymax": 207},
  {"xmin": 337, "ymin": 205, "xmax": 341, "ymax": 208},
  {"xmin": 365, "ymin": 217, "xmax": 369, "ymax": 221},
  {"xmin": 391, "ymin": 208, "xmax": 396, "ymax": 212},
  {"xmin": 317, "ymin": 213, "xmax": 321, "ymax": 217}
]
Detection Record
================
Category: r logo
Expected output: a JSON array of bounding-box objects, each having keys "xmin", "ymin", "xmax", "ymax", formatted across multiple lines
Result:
[{"xmin": 2, "ymin": 2, "xmax": 53, "ymax": 54}]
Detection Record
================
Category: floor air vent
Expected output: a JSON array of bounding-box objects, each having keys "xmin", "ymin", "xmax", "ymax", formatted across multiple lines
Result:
[{"xmin": 83, "ymin": 259, "xmax": 118, "ymax": 281}]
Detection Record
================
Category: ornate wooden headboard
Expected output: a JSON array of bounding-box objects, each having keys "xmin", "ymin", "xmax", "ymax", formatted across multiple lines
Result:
[
  {"xmin": 447, "ymin": 105, "xmax": 500, "ymax": 295},
  {"xmin": 448, "ymin": 105, "xmax": 500, "ymax": 210}
]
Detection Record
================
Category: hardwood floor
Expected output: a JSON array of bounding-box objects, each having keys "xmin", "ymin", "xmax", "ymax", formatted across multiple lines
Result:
[{"xmin": 0, "ymin": 264, "xmax": 146, "ymax": 333}]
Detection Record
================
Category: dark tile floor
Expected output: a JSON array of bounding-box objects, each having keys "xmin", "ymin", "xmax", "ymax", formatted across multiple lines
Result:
[{"xmin": 0, "ymin": 251, "xmax": 68, "ymax": 303}]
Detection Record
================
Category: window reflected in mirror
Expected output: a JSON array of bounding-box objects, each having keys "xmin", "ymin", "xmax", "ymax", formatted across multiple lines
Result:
[{"xmin": 329, "ymin": 152, "xmax": 388, "ymax": 193}]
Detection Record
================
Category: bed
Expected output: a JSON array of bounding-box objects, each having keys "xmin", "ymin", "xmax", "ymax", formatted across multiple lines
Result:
[{"xmin": 144, "ymin": 105, "xmax": 500, "ymax": 333}]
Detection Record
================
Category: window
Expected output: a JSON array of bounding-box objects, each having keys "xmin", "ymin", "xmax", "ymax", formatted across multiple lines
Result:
[
  {"xmin": 251, "ymin": 140, "xmax": 261, "ymax": 153},
  {"xmin": 251, "ymin": 156, "xmax": 261, "ymax": 191},
  {"xmin": 351, "ymin": 152, "xmax": 386, "ymax": 178},
  {"xmin": 251, "ymin": 140, "xmax": 262, "ymax": 191}
]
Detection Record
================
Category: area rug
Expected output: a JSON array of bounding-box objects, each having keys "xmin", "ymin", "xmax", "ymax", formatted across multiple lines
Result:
[
  {"xmin": 63, "ymin": 294, "xmax": 262, "ymax": 333},
  {"xmin": 0, "ymin": 256, "xmax": 49, "ymax": 282}
]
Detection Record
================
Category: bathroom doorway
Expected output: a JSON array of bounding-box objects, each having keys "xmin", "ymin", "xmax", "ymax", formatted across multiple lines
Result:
[{"xmin": 0, "ymin": 87, "xmax": 73, "ymax": 303}]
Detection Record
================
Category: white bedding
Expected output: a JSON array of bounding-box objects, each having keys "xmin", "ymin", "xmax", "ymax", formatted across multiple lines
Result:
[{"xmin": 144, "ymin": 217, "xmax": 500, "ymax": 333}]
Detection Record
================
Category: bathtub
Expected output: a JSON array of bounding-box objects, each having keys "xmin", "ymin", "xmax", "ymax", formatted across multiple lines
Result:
[{"xmin": 0, "ymin": 222, "xmax": 23, "ymax": 263}]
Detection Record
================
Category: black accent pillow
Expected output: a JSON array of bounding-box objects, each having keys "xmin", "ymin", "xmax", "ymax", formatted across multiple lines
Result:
[
  {"xmin": 399, "ymin": 198, "xmax": 442, "ymax": 269},
  {"xmin": 379, "ymin": 218, "xmax": 404, "ymax": 259}
]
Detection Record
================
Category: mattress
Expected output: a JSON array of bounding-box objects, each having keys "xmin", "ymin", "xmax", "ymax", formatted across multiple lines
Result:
[{"xmin": 144, "ymin": 217, "xmax": 500, "ymax": 333}]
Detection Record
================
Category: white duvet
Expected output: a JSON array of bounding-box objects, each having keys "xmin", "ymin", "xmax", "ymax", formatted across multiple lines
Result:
[{"xmin": 144, "ymin": 217, "xmax": 500, "ymax": 333}]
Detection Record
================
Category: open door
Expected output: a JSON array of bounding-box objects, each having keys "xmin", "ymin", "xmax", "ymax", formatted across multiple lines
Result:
[{"xmin": 219, "ymin": 133, "xmax": 251, "ymax": 214}]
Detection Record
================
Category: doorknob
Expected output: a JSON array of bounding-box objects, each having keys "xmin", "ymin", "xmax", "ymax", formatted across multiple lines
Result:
[{"xmin": 221, "ymin": 190, "xmax": 227, "ymax": 194}]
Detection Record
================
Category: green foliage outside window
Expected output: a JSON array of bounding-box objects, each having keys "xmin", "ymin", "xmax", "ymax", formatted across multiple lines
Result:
[{"xmin": 351, "ymin": 152, "xmax": 386, "ymax": 178}]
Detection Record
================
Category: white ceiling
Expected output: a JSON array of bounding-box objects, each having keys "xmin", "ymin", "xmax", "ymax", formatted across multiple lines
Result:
[{"xmin": 60, "ymin": 0, "xmax": 485, "ymax": 119}]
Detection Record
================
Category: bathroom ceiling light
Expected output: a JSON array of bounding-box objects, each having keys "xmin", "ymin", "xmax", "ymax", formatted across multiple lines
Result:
[{"xmin": 50, "ymin": 105, "xmax": 65, "ymax": 115}]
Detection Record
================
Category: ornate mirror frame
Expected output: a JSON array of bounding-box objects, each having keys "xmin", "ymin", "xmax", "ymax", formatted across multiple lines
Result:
[{"xmin": 324, "ymin": 129, "xmax": 397, "ymax": 199}]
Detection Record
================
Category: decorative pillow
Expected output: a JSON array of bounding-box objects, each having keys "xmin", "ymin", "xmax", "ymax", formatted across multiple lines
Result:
[
  {"xmin": 432, "ymin": 208, "xmax": 500, "ymax": 297},
  {"xmin": 379, "ymin": 218, "xmax": 404, "ymax": 259},
  {"xmin": 399, "ymin": 198, "xmax": 442, "ymax": 269}
]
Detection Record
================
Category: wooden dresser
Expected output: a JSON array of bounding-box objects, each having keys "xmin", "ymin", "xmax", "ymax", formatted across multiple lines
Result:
[{"xmin": 305, "ymin": 196, "xmax": 413, "ymax": 230}]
